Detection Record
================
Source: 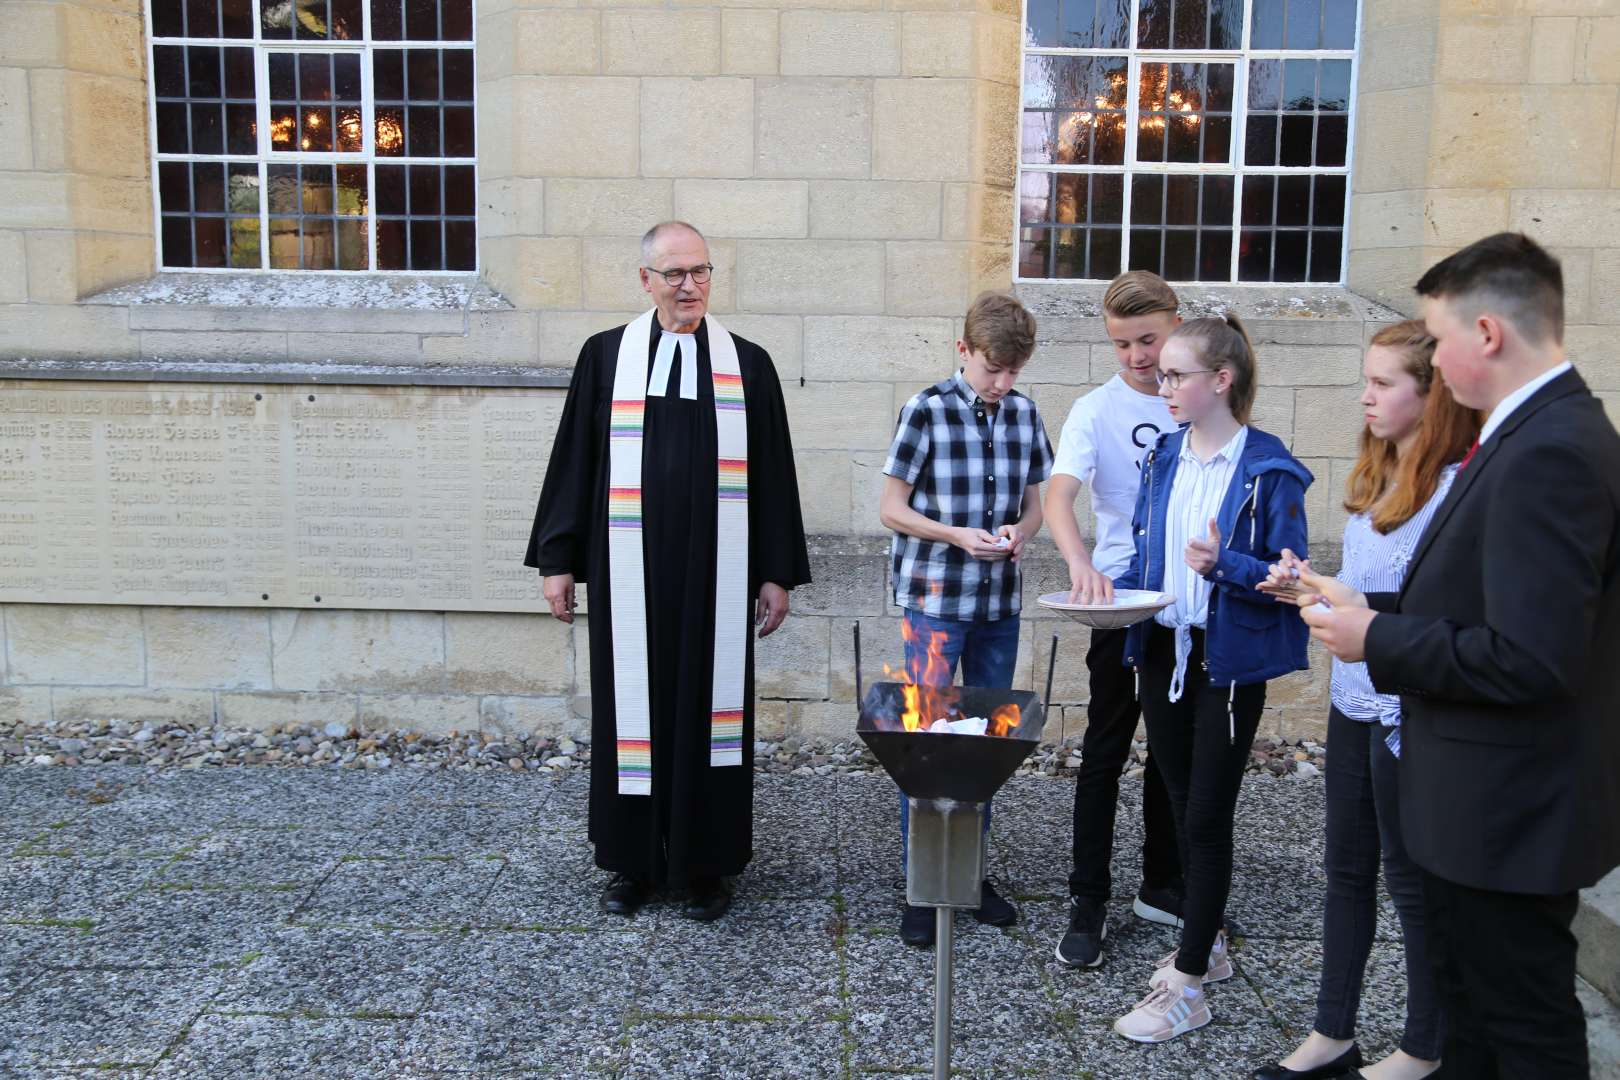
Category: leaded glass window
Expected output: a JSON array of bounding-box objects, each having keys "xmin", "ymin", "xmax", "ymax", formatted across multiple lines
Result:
[
  {"xmin": 1019, "ymin": 0, "xmax": 1357, "ymax": 283},
  {"xmin": 146, "ymin": 0, "xmax": 477, "ymax": 272}
]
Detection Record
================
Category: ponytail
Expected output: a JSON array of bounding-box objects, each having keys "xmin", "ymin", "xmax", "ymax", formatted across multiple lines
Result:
[{"xmin": 1168, "ymin": 313, "xmax": 1258, "ymax": 424}]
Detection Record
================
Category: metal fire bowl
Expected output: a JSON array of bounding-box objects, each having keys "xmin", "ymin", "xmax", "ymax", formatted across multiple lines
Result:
[{"xmin": 856, "ymin": 683, "xmax": 1043, "ymax": 803}]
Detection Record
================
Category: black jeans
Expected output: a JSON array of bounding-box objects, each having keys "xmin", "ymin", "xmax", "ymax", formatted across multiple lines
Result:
[
  {"xmin": 1314, "ymin": 708, "xmax": 1442, "ymax": 1060},
  {"xmin": 1424, "ymin": 872, "xmax": 1587, "ymax": 1079},
  {"xmin": 1068, "ymin": 626, "xmax": 1182, "ymax": 901},
  {"xmin": 1138, "ymin": 624, "xmax": 1265, "ymax": 977}
]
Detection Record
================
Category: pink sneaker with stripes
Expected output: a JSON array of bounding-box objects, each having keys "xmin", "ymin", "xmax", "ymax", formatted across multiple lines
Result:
[{"xmin": 1113, "ymin": 983, "xmax": 1212, "ymax": 1043}]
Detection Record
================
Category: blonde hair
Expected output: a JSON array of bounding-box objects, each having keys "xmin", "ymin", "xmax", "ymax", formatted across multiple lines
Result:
[
  {"xmin": 962, "ymin": 291, "xmax": 1037, "ymax": 366},
  {"xmin": 1167, "ymin": 313, "xmax": 1257, "ymax": 424},
  {"xmin": 1102, "ymin": 271, "xmax": 1180, "ymax": 320},
  {"xmin": 1344, "ymin": 320, "xmax": 1482, "ymax": 533}
]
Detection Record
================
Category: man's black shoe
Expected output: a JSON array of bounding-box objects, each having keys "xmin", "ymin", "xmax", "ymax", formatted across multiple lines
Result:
[
  {"xmin": 683, "ymin": 877, "xmax": 732, "ymax": 922},
  {"xmin": 1055, "ymin": 896, "xmax": 1108, "ymax": 967},
  {"xmin": 973, "ymin": 878, "xmax": 1018, "ymax": 927},
  {"xmin": 600, "ymin": 873, "xmax": 650, "ymax": 916},
  {"xmin": 900, "ymin": 903, "xmax": 935, "ymax": 947},
  {"xmin": 1132, "ymin": 882, "xmax": 1185, "ymax": 928}
]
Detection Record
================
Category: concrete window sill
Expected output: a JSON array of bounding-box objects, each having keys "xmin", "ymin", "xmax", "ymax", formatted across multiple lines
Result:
[
  {"xmin": 82, "ymin": 272, "xmax": 513, "ymax": 336},
  {"xmin": 1015, "ymin": 282, "xmax": 1404, "ymax": 327}
]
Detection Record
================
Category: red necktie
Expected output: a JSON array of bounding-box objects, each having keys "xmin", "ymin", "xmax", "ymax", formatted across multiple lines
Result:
[{"xmin": 1459, "ymin": 438, "xmax": 1480, "ymax": 471}]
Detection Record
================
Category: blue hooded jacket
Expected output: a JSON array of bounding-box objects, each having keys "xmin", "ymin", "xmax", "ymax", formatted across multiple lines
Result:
[{"xmin": 1114, "ymin": 425, "xmax": 1313, "ymax": 687}]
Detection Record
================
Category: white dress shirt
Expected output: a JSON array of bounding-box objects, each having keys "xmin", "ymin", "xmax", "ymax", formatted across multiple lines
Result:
[
  {"xmin": 1478, "ymin": 360, "xmax": 1572, "ymax": 446},
  {"xmin": 1156, "ymin": 425, "xmax": 1248, "ymax": 701}
]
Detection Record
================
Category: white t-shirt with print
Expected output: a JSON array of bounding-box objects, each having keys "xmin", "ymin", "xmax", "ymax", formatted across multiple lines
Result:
[{"xmin": 1052, "ymin": 373, "xmax": 1177, "ymax": 580}]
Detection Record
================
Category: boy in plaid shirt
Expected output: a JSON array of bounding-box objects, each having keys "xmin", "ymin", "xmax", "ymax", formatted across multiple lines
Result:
[{"xmin": 878, "ymin": 291, "xmax": 1054, "ymax": 947}]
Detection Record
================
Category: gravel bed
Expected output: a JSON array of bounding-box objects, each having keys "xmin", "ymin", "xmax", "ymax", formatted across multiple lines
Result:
[{"xmin": 0, "ymin": 718, "xmax": 1328, "ymax": 778}]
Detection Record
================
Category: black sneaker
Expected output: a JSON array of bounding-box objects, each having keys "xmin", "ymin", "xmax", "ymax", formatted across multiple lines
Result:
[
  {"xmin": 1132, "ymin": 882, "xmax": 1185, "ymax": 928},
  {"xmin": 974, "ymin": 878, "xmax": 1017, "ymax": 927},
  {"xmin": 1055, "ymin": 896, "xmax": 1108, "ymax": 967},
  {"xmin": 900, "ymin": 903, "xmax": 935, "ymax": 947}
]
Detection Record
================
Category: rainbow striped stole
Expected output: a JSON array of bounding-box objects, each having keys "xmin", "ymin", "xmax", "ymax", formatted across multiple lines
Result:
[{"xmin": 606, "ymin": 310, "xmax": 750, "ymax": 796}]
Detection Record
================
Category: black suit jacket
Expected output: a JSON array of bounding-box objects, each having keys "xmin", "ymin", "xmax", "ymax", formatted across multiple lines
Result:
[{"xmin": 1364, "ymin": 368, "xmax": 1620, "ymax": 896}]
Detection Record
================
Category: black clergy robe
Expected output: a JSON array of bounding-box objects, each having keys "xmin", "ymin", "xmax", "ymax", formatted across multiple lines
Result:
[{"xmin": 524, "ymin": 317, "xmax": 811, "ymax": 887}]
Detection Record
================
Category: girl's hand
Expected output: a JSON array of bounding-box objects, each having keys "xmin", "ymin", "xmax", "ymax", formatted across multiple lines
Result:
[
  {"xmin": 1184, "ymin": 518, "xmax": 1221, "ymax": 576},
  {"xmin": 1257, "ymin": 548, "xmax": 1311, "ymax": 605},
  {"xmin": 1258, "ymin": 553, "xmax": 1367, "ymax": 609}
]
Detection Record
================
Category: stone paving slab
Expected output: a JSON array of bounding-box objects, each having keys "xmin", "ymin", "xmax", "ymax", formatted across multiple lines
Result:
[
  {"xmin": 292, "ymin": 854, "xmax": 507, "ymax": 930},
  {"xmin": 0, "ymin": 764, "xmax": 1615, "ymax": 1079},
  {"xmin": 0, "ymin": 966, "xmax": 222, "ymax": 1072}
]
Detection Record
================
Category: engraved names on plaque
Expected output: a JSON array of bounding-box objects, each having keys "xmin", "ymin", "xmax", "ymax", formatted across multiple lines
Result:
[{"xmin": 0, "ymin": 382, "xmax": 559, "ymax": 613}]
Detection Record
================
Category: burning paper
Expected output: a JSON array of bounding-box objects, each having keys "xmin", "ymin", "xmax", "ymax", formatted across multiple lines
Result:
[{"xmin": 927, "ymin": 716, "xmax": 988, "ymax": 736}]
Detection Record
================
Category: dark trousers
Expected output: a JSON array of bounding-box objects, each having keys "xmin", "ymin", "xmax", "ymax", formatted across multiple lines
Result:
[
  {"xmin": 1314, "ymin": 708, "xmax": 1442, "ymax": 1059},
  {"xmin": 1068, "ymin": 626, "xmax": 1182, "ymax": 901},
  {"xmin": 1138, "ymin": 625, "xmax": 1265, "ymax": 977},
  {"xmin": 1423, "ymin": 871, "xmax": 1587, "ymax": 1079}
]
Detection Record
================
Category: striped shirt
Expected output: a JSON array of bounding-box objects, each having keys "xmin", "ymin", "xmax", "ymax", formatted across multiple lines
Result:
[
  {"xmin": 1157, "ymin": 425, "xmax": 1247, "ymax": 700},
  {"xmin": 1329, "ymin": 464, "xmax": 1459, "ymax": 756}
]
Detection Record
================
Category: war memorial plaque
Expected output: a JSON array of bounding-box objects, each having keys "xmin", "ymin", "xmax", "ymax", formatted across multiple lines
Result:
[{"xmin": 0, "ymin": 381, "xmax": 558, "ymax": 613}]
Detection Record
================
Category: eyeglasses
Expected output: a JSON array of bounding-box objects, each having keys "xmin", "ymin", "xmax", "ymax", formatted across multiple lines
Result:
[
  {"xmin": 1154, "ymin": 367, "xmax": 1219, "ymax": 390},
  {"xmin": 646, "ymin": 263, "xmax": 713, "ymax": 287}
]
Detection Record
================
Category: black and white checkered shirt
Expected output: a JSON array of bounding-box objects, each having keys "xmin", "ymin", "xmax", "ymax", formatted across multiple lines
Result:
[{"xmin": 883, "ymin": 371, "xmax": 1055, "ymax": 621}]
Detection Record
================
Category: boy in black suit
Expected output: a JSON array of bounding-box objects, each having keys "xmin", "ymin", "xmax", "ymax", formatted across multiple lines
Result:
[{"xmin": 1299, "ymin": 233, "xmax": 1620, "ymax": 1079}]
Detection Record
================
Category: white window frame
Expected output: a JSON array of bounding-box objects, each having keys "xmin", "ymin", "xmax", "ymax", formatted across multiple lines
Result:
[
  {"xmin": 1015, "ymin": 0, "xmax": 1361, "ymax": 286},
  {"xmin": 142, "ymin": 0, "xmax": 479, "ymax": 275}
]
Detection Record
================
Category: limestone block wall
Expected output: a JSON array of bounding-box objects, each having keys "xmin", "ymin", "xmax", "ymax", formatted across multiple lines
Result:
[
  {"xmin": 0, "ymin": 604, "xmax": 583, "ymax": 740},
  {"xmin": 471, "ymin": 0, "xmax": 1026, "ymax": 382},
  {"xmin": 3, "ymin": 0, "xmax": 1616, "ymax": 746},
  {"xmin": 1350, "ymin": 0, "xmax": 1620, "ymax": 413},
  {"xmin": 0, "ymin": 0, "xmax": 153, "ymax": 352},
  {"xmin": 0, "ymin": 290, "xmax": 1397, "ymax": 746}
]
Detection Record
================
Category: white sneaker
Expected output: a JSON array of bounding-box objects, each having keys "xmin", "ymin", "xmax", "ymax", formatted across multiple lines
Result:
[
  {"xmin": 1113, "ymin": 983, "xmax": 1211, "ymax": 1043},
  {"xmin": 1149, "ymin": 930, "xmax": 1232, "ymax": 988}
]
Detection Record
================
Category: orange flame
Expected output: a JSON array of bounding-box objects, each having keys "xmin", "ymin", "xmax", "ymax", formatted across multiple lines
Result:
[
  {"xmin": 989, "ymin": 703, "xmax": 1021, "ymax": 738},
  {"xmin": 880, "ymin": 621, "xmax": 1020, "ymax": 738},
  {"xmin": 884, "ymin": 618, "xmax": 960, "ymax": 733}
]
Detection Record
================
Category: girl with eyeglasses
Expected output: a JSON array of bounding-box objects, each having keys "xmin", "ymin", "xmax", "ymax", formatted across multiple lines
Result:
[{"xmin": 1110, "ymin": 314, "xmax": 1314, "ymax": 1044}]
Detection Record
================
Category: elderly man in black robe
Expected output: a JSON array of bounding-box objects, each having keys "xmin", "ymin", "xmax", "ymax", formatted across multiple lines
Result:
[{"xmin": 525, "ymin": 221, "xmax": 811, "ymax": 922}]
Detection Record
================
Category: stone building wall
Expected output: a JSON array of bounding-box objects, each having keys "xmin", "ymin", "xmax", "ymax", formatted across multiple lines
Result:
[
  {"xmin": 1, "ymin": 0, "xmax": 1617, "ymax": 747},
  {"xmin": 1350, "ymin": 0, "xmax": 1620, "ymax": 399}
]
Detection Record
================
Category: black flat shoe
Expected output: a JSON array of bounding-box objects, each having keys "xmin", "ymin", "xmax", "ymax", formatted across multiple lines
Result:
[
  {"xmin": 600, "ymin": 873, "xmax": 651, "ymax": 917},
  {"xmin": 1251, "ymin": 1044, "xmax": 1362, "ymax": 1080},
  {"xmin": 683, "ymin": 877, "xmax": 732, "ymax": 922}
]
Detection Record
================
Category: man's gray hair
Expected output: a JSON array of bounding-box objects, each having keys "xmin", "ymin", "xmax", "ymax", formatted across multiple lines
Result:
[{"xmin": 641, "ymin": 221, "xmax": 706, "ymax": 265}]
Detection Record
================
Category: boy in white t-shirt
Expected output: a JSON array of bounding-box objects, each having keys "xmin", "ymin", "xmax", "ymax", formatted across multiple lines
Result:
[{"xmin": 1045, "ymin": 271, "xmax": 1184, "ymax": 969}]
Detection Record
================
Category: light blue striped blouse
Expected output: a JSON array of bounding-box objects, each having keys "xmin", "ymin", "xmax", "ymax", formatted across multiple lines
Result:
[
  {"xmin": 1156, "ymin": 425, "xmax": 1248, "ymax": 703},
  {"xmin": 1328, "ymin": 464, "xmax": 1460, "ymax": 756}
]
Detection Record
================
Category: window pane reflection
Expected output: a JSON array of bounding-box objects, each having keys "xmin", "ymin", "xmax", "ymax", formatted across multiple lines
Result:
[{"xmin": 1138, "ymin": 0, "xmax": 1243, "ymax": 49}]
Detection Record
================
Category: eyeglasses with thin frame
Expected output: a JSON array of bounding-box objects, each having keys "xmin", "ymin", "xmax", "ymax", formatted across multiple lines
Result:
[
  {"xmin": 1155, "ymin": 367, "xmax": 1219, "ymax": 391},
  {"xmin": 645, "ymin": 263, "xmax": 714, "ymax": 287}
]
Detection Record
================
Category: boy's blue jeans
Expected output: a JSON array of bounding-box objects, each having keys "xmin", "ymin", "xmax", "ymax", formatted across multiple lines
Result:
[{"xmin": 897, "ymin": 608, "xmax": 1021, "ymax": 872}]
